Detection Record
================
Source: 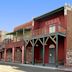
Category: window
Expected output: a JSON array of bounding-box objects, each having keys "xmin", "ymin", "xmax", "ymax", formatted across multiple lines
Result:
[{"xmin": 49, "ymin": 25, "xmax": 55, "ymax": 33}]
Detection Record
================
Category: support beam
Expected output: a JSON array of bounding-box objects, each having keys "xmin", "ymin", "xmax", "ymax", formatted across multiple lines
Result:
[
  {"xmin": 39, "ymin": 39, "xmax": 43, "ymax": 45},
  {"xmin": 30, "ymin": 40, "xmax": 33, "ymax": 46},
  {"xmin": 23, "ymin": 28, "xmax": 25, "ymax": 40},
  {"xmin": 16, "ymin": 31, "xmax": 18, "ymax": 42},
  {"xmin": 12, "ymin": 47, "xmax": 15, "ymax": 63},
  {"xmin": 56, "ymin": 33, "xmax": 58, "ymax": 67},
  {"xmin": 22, "ymin": 45, "xmax": 24, "ymax": 64},
  {"xmin": 34, "ymin": 39, "xmax": 38, "ymax": 45},
  {"xmin": 10, "ymin": 35, "xmax": 11, "ymax": 42},
  {"xmin": 49, "ymin": 36, "xmax": 56, "ymax": 44},
  {"xmin": 4, "ymin": 48, "xmax": 7, "ymax": 62},
  {"xmin": 24, "ymin": 45, "xmax": 26, "ymax": 64},
  {"xmin": 25, "ymin": 40, "xmax": 30, "ymax": 47},
  {"xmin": 53, "ymin": 35, "xmax": 56, "ymax": 40},
  {"xmin": 32, "ymin": 39, "xmax": 34, "ymax": 65},
  {"xmin": 43, "ymin": 37, "xmax": 45, "ymax": 65},
  {"xmin": 45, "ymin": 37, "xmax": 49, "ymax": 44}
]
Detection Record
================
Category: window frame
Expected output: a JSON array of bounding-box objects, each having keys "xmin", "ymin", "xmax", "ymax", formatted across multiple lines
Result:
[{"xmin": 49, "ymin": 24, "xmax": 56, "ymax": 33}]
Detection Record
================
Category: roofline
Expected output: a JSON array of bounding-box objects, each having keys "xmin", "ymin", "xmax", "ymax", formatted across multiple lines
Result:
[
  {"xmin": 14, "ymin": 21, "xmax": 32, "ymax": 31},
  {"xmin": 34, "ymin": 6, "xmax": 64, "ymax": 21}
]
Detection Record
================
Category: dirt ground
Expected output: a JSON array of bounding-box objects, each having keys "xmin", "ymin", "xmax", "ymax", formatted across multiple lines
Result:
[
  {"xmin": 0, "ymin": 65, "xmax": 25, "ymax": 72},
  {"xmin": 0, "ymin": 63, "xmax": 71, "ymax": 72}
]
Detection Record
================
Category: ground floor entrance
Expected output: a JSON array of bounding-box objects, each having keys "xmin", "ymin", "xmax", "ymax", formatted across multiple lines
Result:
[{"xmin": 49, "ymin": 48, "xmax": 55, "ymax": 64}]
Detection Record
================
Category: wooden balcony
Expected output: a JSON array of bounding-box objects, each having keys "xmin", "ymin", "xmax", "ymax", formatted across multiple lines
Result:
[
  {"xmin": 24, "ymin": 33, "xmax": 32, "ymax": 40},
  {"xmin": 5, "ymin": 39, "xmax": 24, "ymax": 48},
  {"xmin": 5, "ymin": 33, "xmax": 32, "ymax": 48},
  {"xmin": 5, "ymin": 24, "xmax": 66, "ymax": 48},
  {"xmin": 32, "ymin": 24, "xmax": 66, "ymax": 37}
]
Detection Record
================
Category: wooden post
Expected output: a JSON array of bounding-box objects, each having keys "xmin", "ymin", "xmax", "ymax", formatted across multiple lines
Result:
[
  {"xmin": 23, "ymin": 28, "xmax": 25, "ymax": 39},
  {"xmin": 12, "ymin": 47, "xmax": 15, "ymax": 63},
  {"xmin": 56, "ymin": 33, "xmax": 58, "ymax": 67},
  {"xmin": 16, "ymin": 31, "xmax": 17, "ymax": 42},
  {"xmin": 24, "ymin": 43, "xmax": 26, "ymax": 64},
  {"xmin": 13, "ymin": 35, "xmax": 14, "ymax": 42},
  {"xmin": 32, "ymin": 39, "xmax": 34, "ymax": 65},
  {"xmin": 22, "ymin": 45, "xmax": 24, "ymax": 64},
  {"xmin": 4, "ymin": 48, "xmax": 7, "ymax": 62},
  {"xmin": 32, "ymin": 20, "xmax": 34, "ymax": 37},
  {"xmin": 43, "ymin": 37, "xmax": 45, "ymax": 65}
]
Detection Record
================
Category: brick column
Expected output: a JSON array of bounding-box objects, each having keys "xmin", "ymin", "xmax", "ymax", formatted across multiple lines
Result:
[
  {"xmin": 22, "ymin": 45, "xmax": 24, "ymax": 64},
  {"xmin": 12, "ymin": 47, "xmax": 15, "ymax": 63},
  {"xmin": 4, "ymin": 48, "xmax": 7, "ymax": 62}
]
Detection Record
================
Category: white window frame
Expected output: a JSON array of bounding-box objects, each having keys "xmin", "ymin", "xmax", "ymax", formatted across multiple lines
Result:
[{"xmin": 49, "ymin": 25, "xmax": 56, "ymax": 33}]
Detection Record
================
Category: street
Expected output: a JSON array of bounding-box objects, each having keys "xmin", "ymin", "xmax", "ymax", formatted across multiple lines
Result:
[{"xmin": 0, "ymin": 63, "xmax": 71, "ymax": 72}]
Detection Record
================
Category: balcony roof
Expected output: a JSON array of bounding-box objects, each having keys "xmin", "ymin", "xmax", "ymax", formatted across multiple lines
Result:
[
  {"xmin": 34, "ymin": 6, "xmax": 64, "ymax": 21},
  {"xmin": 6, "ymin": 28, "xmax": 31, "ymax": 35},
  {"xmin": 6, "ymin": 32, "xmax": 16, "ymax": 35},
  {"xmin": 14, "ymin": 21, "xmax": 32, "ymax": 31}
]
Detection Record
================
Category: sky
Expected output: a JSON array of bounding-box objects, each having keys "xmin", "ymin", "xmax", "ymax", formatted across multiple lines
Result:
[{"xmin": 0, "ymin": 0, "xmax": 72, "ymax": 32}]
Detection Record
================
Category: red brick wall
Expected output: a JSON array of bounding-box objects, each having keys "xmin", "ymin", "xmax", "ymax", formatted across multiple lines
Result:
[
  {"xmin": 6, "ymin": 49, "xmax": 12, "ymax": 62},
  {"xmin": 34, "ymin": 46, "xmax": 41, "ymax": 63},
  {"xmin": 58, "ymin": 36, "xmax": 64, "ymax": 64},
  {"xmin": 26, "ymin": 47, "xmax": 32, "ymax": 64},
  {"xmin": 34, "ymin": 11, "xmax": 64, "ymax": 30},
  {"xmin": 44, "ymin": 45, "xmax": 49, "ymax": 64},
  {"xmin": 66, "ymin": 10, "xmax": 72, "ymax": 66},
  {"xmin": 15, "ymin": 48, "xmax": 22, "ymax": 63}
]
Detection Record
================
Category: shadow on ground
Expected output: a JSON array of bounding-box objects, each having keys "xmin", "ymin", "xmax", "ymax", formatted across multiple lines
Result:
[{"xmin": 0, "ymin": 62, "xmax": 71, "ymax": 72}]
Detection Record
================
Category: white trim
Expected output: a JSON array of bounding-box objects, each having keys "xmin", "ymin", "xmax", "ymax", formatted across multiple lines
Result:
[
  {"xmin": 64, "ymin": 3, "xmax": 72, "ymax": 15},
  {"xmin": 49, "ymin": 25, "xmax": 56, "ymax": 33}
]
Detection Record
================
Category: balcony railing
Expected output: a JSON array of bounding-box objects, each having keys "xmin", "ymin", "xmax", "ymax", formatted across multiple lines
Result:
[
  {"xmin": 5, "ymin": 33, "xmax": 32, "ymax": 48},
  {"xmin": 32, "ymin": 24, "xmax": 66, "ymax": 37},
  {"xmin": 5, "ymin": 24, "xmax": 66, "ymax": 48},
  {"xmin": 5, "ymin": 40, "xmax": 24, "ymax": 48}
]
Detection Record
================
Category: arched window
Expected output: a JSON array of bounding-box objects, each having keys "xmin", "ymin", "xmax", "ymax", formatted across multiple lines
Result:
[{"xmin": 49, "ymin": 44, "xmax": 55, "ymax": 48}]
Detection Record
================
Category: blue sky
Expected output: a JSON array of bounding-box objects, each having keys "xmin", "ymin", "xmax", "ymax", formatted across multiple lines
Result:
[{"xmin": 0, "ymin": 0, "xmax": 72, "ymax": 32}]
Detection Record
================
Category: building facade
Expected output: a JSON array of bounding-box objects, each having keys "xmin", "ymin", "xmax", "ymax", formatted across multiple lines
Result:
[
  {"xmin": 1, "ymin": 4, "xmax": 72, "ymax": 67},
  {"xmin": 0, "ymin": 30, "xmax": 8, "ymax": 61}
]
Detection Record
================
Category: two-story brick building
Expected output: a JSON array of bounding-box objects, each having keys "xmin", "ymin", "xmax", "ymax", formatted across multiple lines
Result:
[{"xmin": 1, "ymin": 4, "xmax": 72, "ymax": 67}]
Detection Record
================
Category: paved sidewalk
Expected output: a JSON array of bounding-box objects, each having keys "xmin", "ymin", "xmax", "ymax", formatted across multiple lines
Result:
[{"xmin": 0, "ymin": 61, "xmax": 72, "ymax": 72}]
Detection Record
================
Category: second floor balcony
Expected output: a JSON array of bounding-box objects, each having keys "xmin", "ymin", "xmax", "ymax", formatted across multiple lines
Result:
[
  {"xmin": 5, "ymin": 29, "xmax": 32, "ymax": 48},
  {"xmin": 5, "ymin": 24, "xmax": 66, "ymax": 48},
  {"xmin": 32, "ymin": 24, "xmax": 66, "ymax": 37}
]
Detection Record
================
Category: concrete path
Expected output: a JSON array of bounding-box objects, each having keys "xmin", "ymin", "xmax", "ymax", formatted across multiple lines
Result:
[{"xmin": 0, "ymin": 62, "xmax": 72, "ymax": 72}]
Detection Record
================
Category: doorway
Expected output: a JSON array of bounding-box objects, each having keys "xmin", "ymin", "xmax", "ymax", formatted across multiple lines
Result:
[{"xmin": 49, "ymin": 48, "xmax": 55, "ymax": 64}]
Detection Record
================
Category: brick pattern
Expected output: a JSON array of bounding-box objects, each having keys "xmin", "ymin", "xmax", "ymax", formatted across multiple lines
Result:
[
  {"xmin": 26, "ymin": 47, "xmax": 32, "ymax": 64},
  {"xmin": 15, "ymin": 48, "xmax": 22, "ymax": 63},
  {"xmin": 1, "ymin": 51, "xmax": 4, "ymax": 61},
  {"xmin": 7, "ymin": 49, "xmax": 12, "ymax": 62},
  {"xmin": 66, "ymin": 10, "xmax": 72, "ymax": 65}
]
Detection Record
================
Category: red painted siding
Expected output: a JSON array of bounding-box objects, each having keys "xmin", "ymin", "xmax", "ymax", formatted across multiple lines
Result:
[
  {"xmin": 34, "ymin": 11, "xmax": 64, "ymax": 30},
  {"xmin": 44, "ymin": 45, "xmax": 49, "ymax": 64},
  {"xmin": 34, "ymin": 46, "xmax": 41, "ymax": 63},
  {"xmin": 58, "ymin": 36, "xmax": 64, "ymax": 64}
]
